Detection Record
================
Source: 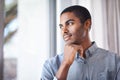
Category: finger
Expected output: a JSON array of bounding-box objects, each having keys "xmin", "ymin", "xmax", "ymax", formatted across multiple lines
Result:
[
  {"xmin": 72, "ymin": 45, "xmax": 84, "ymax": 57},
  {"xmin": 65, "ymin": 43, "xmax": 84, "ymax": 57},
  {"xmin": 78, "ymin": 47, "xmax": 83, "ymax": 57}
]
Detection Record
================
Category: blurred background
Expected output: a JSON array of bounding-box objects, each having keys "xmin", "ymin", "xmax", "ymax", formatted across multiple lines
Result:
[{"xmin": 0, "ymin": 0, "xmax": 119, "ymax": 80}]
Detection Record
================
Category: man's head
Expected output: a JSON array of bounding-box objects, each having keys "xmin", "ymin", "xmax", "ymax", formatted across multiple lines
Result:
[
  {"xmin": 61, "ymin": 5, "xmax": 91, "ymax": 26},
  {"xmin": 59, "ymin": 5, "xmax": 92, "ymax": 44}
]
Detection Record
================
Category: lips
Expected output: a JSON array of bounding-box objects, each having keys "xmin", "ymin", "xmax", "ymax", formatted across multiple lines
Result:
[{"xmin": 63, "ymin": 34, "xmax": 72, "ymax": 41}]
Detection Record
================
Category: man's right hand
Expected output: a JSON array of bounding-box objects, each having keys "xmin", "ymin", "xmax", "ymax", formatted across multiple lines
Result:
[
  {"xmin": 63, "ymin": 43, "xmax": 83, "ymax": 66},
  {"xmin": 55, "ymin": 43, "xmax": 83, "ymax": 80}
]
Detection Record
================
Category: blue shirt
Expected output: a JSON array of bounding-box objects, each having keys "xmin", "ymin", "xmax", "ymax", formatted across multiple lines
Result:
[{"xmin": 41, "ymin": 42, "xmax": 120, "ymax": 80}]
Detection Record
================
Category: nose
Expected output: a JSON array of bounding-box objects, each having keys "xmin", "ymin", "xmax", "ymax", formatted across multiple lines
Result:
[{"xmin": 62, "ymin": 26, "xmax": 69, "ymax": 33}]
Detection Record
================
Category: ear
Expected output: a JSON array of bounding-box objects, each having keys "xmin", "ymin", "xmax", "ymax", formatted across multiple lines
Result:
[{"xmin": 84, "ymin": 19, "xmax": 91, "ymax": 30}]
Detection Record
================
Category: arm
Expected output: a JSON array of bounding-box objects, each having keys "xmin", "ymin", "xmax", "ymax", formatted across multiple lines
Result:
[
  {"xmin": 41, "ymin": 60, "xmax": 55, "ymax": 80},
  {"xmin": 55, "ymin": 44, "xmax": 83, "ymax": 80},
  {"xmin": 55, "ymin": 61, "xmax": 70, "ymax": 80}
]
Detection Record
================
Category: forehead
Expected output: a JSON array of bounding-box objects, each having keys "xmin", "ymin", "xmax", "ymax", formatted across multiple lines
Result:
[{"xmin": 60, "ymin": 12, "xmax": 79, "ymax": 24}]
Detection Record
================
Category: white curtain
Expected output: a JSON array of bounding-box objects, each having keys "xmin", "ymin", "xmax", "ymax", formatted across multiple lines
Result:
[
  {"xmin": 102, "ymin": 0, "xmax": 120, "ymax": 54},
  {"xmin": 56, "ymin": 0, "xmax": 120, "ymax": 55}
]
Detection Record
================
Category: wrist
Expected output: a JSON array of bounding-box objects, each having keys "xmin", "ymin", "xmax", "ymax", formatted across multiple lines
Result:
[
  {"xmin": 62, "ymin": 61, "xmax": 71, "ymax": 68},
  {"xmin": 56, "ymin": 61, "xmax": 70, "ymax": 80}
]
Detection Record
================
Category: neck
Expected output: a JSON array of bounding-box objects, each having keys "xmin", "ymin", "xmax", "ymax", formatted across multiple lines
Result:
[{"xmin": 80, "ymin": 36, "xmax": 92, "ymax": 58}]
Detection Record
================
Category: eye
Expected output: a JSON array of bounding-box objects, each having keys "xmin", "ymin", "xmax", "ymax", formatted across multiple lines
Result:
[
  {"xmin": 59, "ymin": 24, "xmax": 63, "ymax": 29},
  {"xmin": 67, "ymin": 21, "xmax": 74, "ymax": 26}
]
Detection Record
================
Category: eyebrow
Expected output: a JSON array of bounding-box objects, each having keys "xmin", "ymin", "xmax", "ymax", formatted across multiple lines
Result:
[
  {"xmin": 59, "ymin": 19, "xmax": 75, "ymax": 27},
  {"xmin": 66, "ymin": 19, "xmax": 75, "ymax": 24}
]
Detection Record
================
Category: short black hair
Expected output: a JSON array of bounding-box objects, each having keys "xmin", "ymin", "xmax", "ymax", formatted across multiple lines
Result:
[{"xmin": 61, "ymin": 5, "xmax": 91, "ymax": 24}]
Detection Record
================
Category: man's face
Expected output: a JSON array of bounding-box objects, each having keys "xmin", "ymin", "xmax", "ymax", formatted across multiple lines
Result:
[{"xmin": 60, "ymin": 12, "xmax": 87, "ymax": 45}]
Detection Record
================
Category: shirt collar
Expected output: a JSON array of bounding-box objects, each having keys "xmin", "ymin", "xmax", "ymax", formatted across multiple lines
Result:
[
  {"xmin": 75, "ymin": 42, "xmax": 98, "ymax": 63},
  {"xmin": 76, "ymin": 42, "xmax": 98, "ymax": 59},
  {"xmin": 85, "ymin": 42, "xmax": 98, "ymax": 58}
]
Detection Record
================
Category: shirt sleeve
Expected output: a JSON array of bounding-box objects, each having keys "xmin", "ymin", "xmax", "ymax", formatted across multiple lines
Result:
[
  {"xmin": 115, "ymin": 54, "xmax": 120, "ymax": 80},
  {"xmin": 40, "ymin": 54, "xmax": 62, "ymax": 80},
  {"xmin": 41, "ymin": 60, "xmax": 57, "ymax": 80},
  {"xmin": 116, "ymin": 67, "xmax": 120, "ymax": 80},
  {"xmin": 53, "ymin": 77, "xmax": 58, "ymax": 80},
  {"xmin": 41, "ymin": 77, "xmax": 57, "ymax": 80}
]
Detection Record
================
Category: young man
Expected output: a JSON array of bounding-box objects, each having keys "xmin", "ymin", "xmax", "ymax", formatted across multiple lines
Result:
[{"xmin": 41, "ymin": 5, "xmax": 120, "ymax": 80}]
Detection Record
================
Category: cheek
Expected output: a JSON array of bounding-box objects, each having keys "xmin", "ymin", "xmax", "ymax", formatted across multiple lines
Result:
[
  {"xmin": 76, "ymin": 28, "xmax": 86, "ymax": 38},
  {"xmin": 69, "ymin": 26, "xmax": 80, "ymax": 34},
  {"xmin": 83, "ymin": 31, "xmax": 86, "ymax": 37},
  {"xmin": 69, "ymin": 25, "xmax": 85, "ymax": 38}
]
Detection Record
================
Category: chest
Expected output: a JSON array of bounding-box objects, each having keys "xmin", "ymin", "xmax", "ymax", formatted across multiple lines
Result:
[{"xmin": 67, "ymin": 58, "xmax": 116, "ymax": 80}]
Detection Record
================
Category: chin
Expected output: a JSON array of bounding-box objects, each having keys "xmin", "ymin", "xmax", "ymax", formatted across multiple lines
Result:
[
  {"xmin": 71, "ymin": 40, "xmax": 81, "ymax": 45},
  {"xmin": 65, "ymin": 40, "xmax": 72, "ymax": 44},
  {"xmin": 66, "ymin": 40, "xmax": 78, "ymax": 44}
]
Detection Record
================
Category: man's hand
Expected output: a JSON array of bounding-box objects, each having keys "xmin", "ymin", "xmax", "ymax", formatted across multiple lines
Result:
[
  {"xmin": 63, "ymin": 43, "xmax": 83, "ymax": 66},
  {"xmin": 56, "ymin": 43, "xmax": 83, "ymax": 80}
]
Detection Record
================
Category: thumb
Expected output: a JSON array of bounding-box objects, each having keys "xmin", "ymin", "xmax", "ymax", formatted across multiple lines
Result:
[
  {"xmin": 77, "ymin": 46, "xmax": 84, "ymax": 57},
  {"xmin": 72, "ymin": 44, "xmax": 84, "ymax": 57}
]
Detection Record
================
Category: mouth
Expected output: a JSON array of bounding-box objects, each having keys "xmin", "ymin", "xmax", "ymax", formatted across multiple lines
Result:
[{"xmin": 63, "ymin": 34, "xmax": 72, "ymax": 41}]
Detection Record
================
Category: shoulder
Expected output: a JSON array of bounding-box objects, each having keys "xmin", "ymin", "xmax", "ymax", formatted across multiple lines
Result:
[
  {"xmin": 96, "ymin": 47, "xmax": 120, "ymax": 62},
  {"xmin": 96, "ymin": 47, "xmax": 117, "ymax": 56}
]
